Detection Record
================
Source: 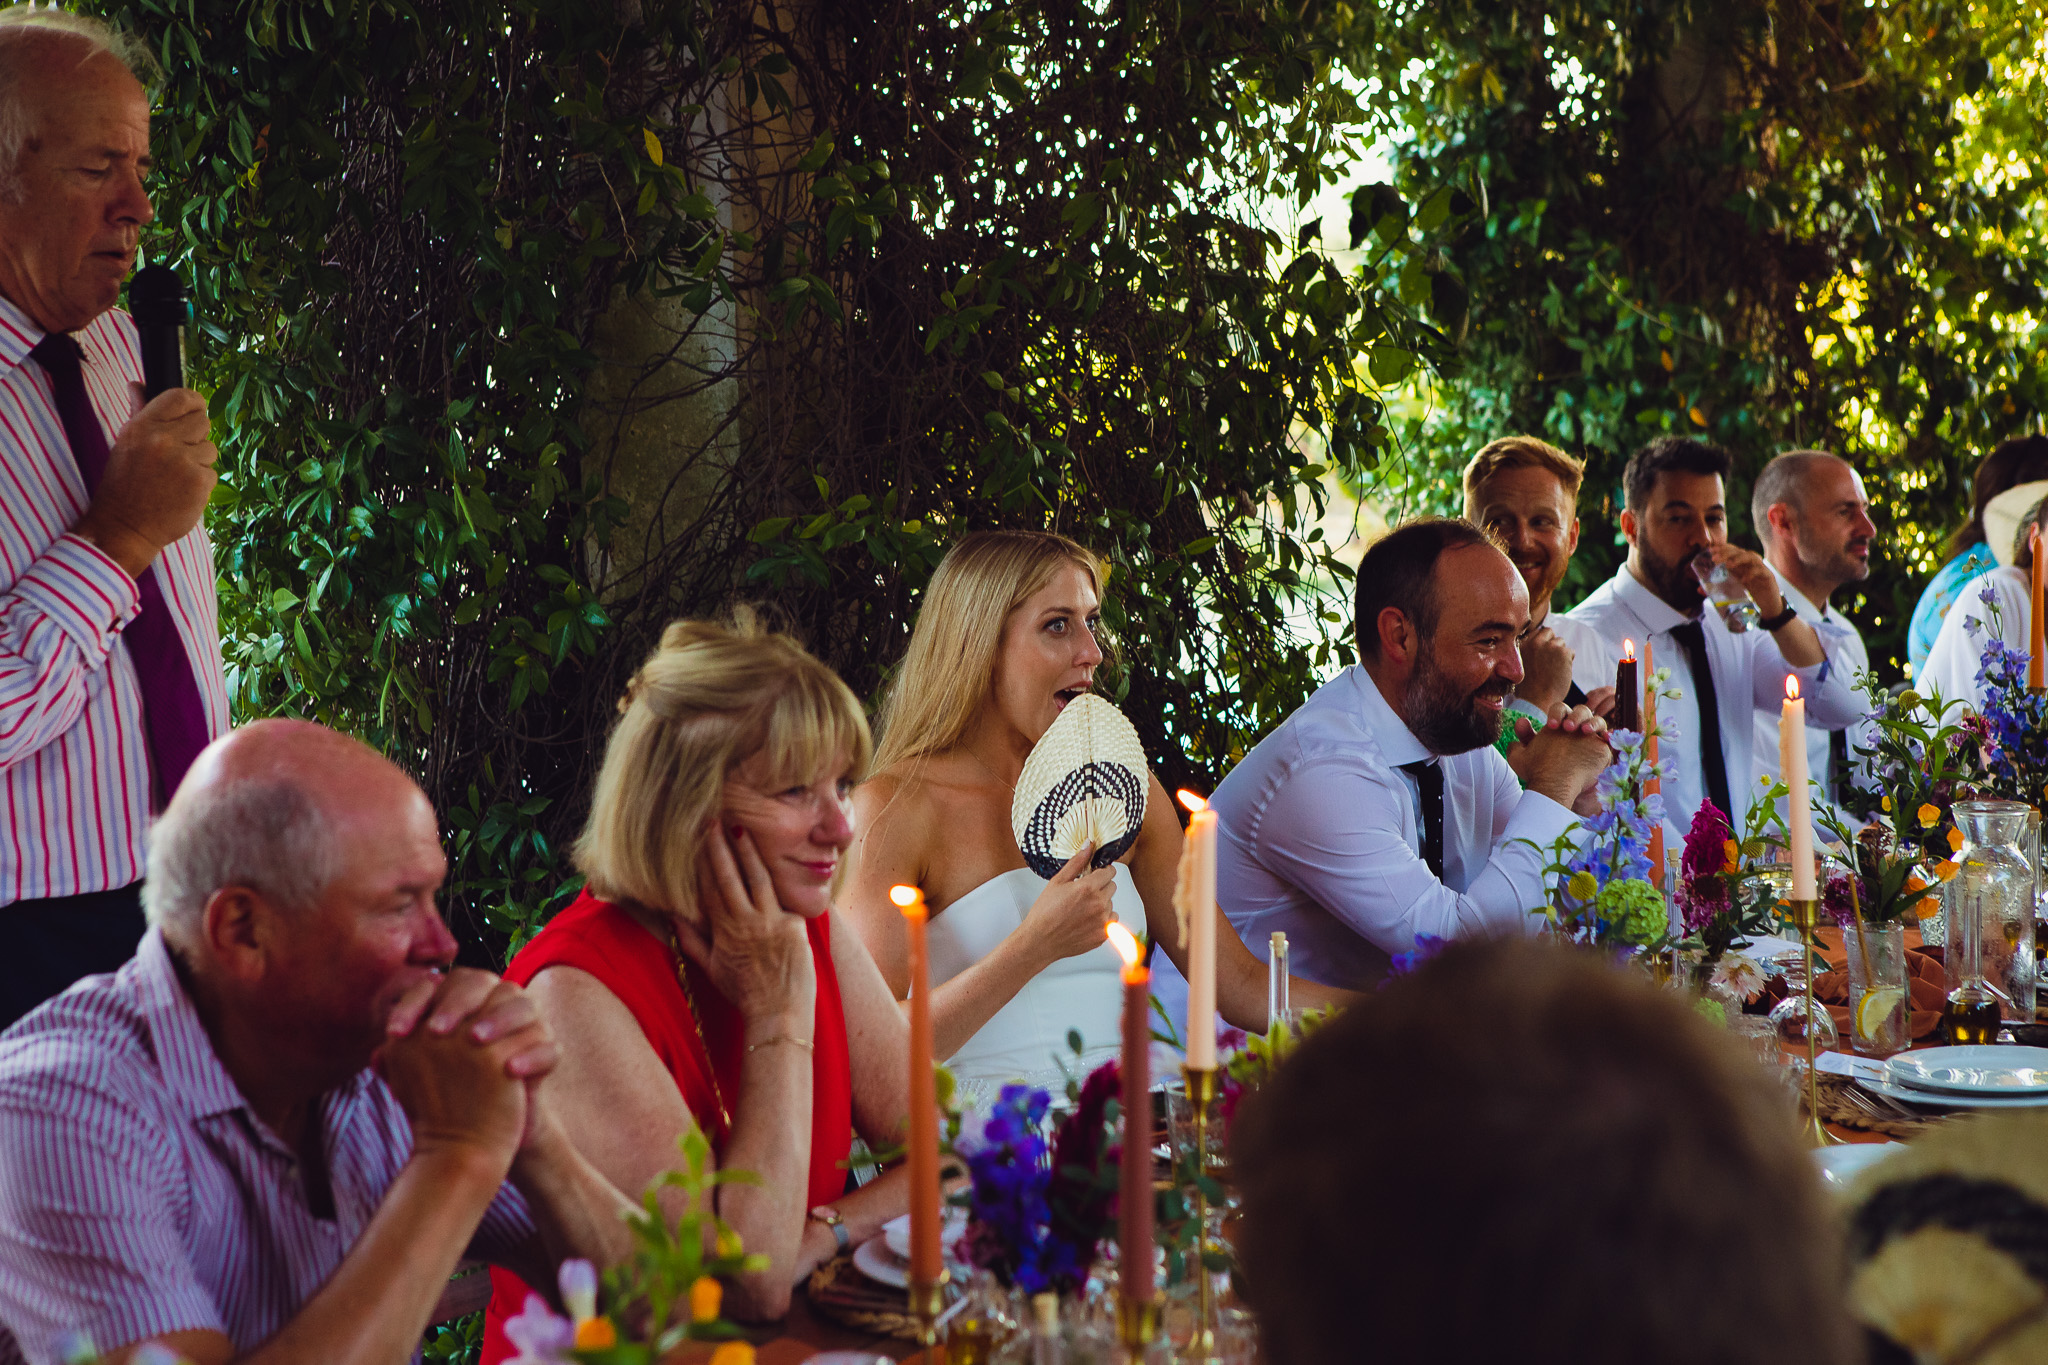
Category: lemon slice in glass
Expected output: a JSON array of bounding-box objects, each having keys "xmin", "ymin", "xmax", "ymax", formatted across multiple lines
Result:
[{"xmin": 1857, "ymin": 988, "xmax": 1906, "ymax": 1040}]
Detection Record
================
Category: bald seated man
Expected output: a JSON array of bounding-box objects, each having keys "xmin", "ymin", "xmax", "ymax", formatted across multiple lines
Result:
[{"xmin": 0, "ymin": 721, "xmax": 636, "ymax": 1365}]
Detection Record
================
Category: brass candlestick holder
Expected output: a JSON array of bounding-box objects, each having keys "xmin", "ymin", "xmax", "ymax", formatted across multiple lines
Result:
[
  {"xmin": 1788, "ymin": 898, "xmax": 1838, "ymax": 1149},
  {"xmin": 909, "ymin": 1270, "xmax": 947, "ymax": 1357},
  {"xmin": 1117, "ymin": 1290, "xmax": 1160, "ymax": 1364},
  {"xmin": 1181, "ymin": 1064, "xmax": 1220, "ymax": 1361}
]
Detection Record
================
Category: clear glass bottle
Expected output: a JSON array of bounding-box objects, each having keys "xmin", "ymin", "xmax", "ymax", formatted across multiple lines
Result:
[{"xmin": 1946, "ymin": 800, "xmax": 2037, "ymax": 1031}]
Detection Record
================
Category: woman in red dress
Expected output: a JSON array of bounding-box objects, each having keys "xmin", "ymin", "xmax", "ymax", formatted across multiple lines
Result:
[{"xmin": 480, "ymin": 615, "xmax": 911, "ymax": 1356}]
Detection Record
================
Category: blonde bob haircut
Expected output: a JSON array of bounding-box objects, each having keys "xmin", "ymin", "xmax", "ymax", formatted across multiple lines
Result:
[
  {"xmin": 575, "ymin": 611, "xmax": 872, "ymax": 922},
  {"xmin": 871, "ymin": 529, "xmax": 1107, "ymax": 776}
]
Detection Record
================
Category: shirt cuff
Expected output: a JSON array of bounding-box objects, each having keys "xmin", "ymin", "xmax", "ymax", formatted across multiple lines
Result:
[
  {"xmin": 9, "ymin": 534, "xmax": 142, "ymax": 660},
  {"xmin": 1501, "ymin": 788, "xmax": 1581, "ymax": 848},
  {"xmin": 1506, "ymin": 697, "xmax": 1548, "ymax": 725}
]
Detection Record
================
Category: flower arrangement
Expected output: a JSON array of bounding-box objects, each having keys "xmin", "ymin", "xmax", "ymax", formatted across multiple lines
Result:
[
  {"xmin": 951, "ymin": 1065, "xmax": 1119, "ymax": 1297},
  {"xmin": 503, "ymin": 1128, "xmax": 763, "ymax": 1365},
  {"xmin": 1831, "ymin": 675, "xmax": 1978, "ymax": 923},
  {"xmin": 1525, "ymin": 670, "xmax": 1680, "ymax": 951},
  {"xmin": 1674, "ymin": 793, "xmax": 1789, "ymax": 970},
  {"xmin": 1962, "ymin": 584, "xmax": 2048, "ymax": 807}
]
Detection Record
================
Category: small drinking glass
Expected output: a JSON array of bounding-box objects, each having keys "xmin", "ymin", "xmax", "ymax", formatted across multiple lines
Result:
[{"xmin": 1691, "ymin": 556, "xmax": 1761, "ymax": 632}]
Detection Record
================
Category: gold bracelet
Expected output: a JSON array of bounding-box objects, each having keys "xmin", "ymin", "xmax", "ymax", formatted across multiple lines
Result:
[{"xmin": 746, "ymin": 1033, "xmax": 814, "ymax": 1055}]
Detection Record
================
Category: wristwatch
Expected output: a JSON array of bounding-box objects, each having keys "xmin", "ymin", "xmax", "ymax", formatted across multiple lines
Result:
[
  {"xmin": 1757, "ymin": 603, "xmax": 1798, "ymax": 632},
  {"xmin": 809, "ymin": 1204, "xmax": 850, "ymax": 1254}
]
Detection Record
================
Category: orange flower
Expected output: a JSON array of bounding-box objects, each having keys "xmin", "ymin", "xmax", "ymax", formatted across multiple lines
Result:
[
  {"xmin": 1918, "ymin": 803, "xmax": 1942, "ymax": 829},
  {"xmin": 1721, "ymin": 839, "xmax": 1740, "ymax": 874},
  {"xmin": 1915, "ymin": 896, "xmax": 1942, "ymax": 920},
  {"xmin": 690, "ymin": 1276, "xmax": 723, "ymax": 1325},
  {"xmin": 1947, "ymin": 826, "xmax": 1964, "ymax": 853},
  {"xmin": 709, "ymin": 1344, "xmax": 757, "ymax": 1365},
  {"xmin": 1904, "ymin": 874, "xmax": 1929, "ymax": 894},
  {"xmin": 573, "ymin": 1318, "xmax": 617, "ymax": 1350},
  {"xmin": 1934, "ymin": 860, "xmax": 1960, "ymax": 882}
]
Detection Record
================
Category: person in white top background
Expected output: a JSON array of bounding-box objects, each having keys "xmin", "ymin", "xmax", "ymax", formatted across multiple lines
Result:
[
  {"xmin": 1745, "ymin": 450, "xmax": 1875, "ymax": 821},
  {"xmin": 1462, "ymin": 436, "xmax": 1614, "ymax": 726},
  {"xmin": 1917, "ymin": 492, "xmax": 2048, "ymax": 714},
  {"xmin": 1214, "ymin": 518, "xmax": 1612, "ymax": 988},
  {"xmin": 1566, "ymin": 437, "xmax": 1861, "ymax": 836},
  {"xmin": 0, "ymin": 8, "xmax": 226, "ymax": 1026},
  {"xmin": 840, "ymin": 530, "xmax": 1348, "ymax": 1088}
]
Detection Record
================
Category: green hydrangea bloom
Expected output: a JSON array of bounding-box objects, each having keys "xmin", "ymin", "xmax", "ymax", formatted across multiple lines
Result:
[{"xmin": 1594, "ymin": 877, "xmax": 1666, "ymax": 947}]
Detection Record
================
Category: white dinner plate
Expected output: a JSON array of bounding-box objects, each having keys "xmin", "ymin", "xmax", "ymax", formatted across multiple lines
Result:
[
  {"xmin": 1886, "ymin": 1045, "xmax": 2048, "ymax": 1095},
  {"xmin": 881, "ymin": 1209, "xmax": 968, "ymax": 1261},
  {"xmin": 1859, "ymin": 1072, "xmax": 2048, "ymax": 1110},
  {"xmin": 852, "ymin": 1234, "xmax": 909, "ymax": 1288}
]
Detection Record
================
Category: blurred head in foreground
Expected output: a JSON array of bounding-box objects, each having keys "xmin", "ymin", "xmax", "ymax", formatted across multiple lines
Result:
[{"xmin": 1231, "ymin": 938, "xmax": 1858, "ymax": 1365}]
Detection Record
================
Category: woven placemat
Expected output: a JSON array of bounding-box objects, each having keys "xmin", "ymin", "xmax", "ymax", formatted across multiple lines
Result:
[
  {"xmin": 1806, "ymin": 1071, "xmax": 1944, "ymax": 1139},
  {"xmin": 805, "ymin": 1251, "xmax": 957, "ymax": 1341}
]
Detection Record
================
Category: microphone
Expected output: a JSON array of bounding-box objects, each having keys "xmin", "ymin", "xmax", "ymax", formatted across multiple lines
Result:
[{"xmin": 128, "ymin": 264, "xmax": 188, "ymax": 400}]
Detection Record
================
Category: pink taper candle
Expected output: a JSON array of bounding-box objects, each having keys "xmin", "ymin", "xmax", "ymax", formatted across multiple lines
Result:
[
  {"xmin": 1106, "ymin": 921, "xmax": 1154, "ymax": 1304},
  {"xmin": 892, "ymin": 885, "xmax": 942, "ymax": 1287},
  {"xmin": 1780, "ymin": 678, "xmax": 1816, "ymax": 900}
]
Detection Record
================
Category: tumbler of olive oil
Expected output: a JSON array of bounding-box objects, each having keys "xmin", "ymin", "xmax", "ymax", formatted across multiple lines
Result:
[{"xmin": 1942, "ymin": 989, "xmax": 2004, "ymax": 1045}]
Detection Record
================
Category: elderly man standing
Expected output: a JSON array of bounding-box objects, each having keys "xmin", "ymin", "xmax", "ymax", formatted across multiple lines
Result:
[
  {"xmin": 0, "ymin": 6, "xmax": 226, "ymax": 1025},
  {"xmin": 1747, "ymin": 450, "xmax": 1875, "ymax": 811},
  {"xmin": 0, "ymin": 721, "xmax": 634, "ymax": 1365},
  {"xmin": 1215, "ymin": 518, "xmax": 1612, "ymax": 988}
]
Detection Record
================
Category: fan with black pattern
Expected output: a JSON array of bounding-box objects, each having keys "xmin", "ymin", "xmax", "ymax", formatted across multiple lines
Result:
[{"xmin": 1010, "ymin": 693, "xmax": 1150, "ymax": 878}]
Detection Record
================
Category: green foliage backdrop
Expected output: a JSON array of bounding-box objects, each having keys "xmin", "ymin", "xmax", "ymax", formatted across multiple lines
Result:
[
  {"xmin": 100, "ymin": 0, "xmax": 2044, "ymax": 957},
  {"xmin": 1355, "ymin": 0, "xmax": 2048, "ymax": 669}
]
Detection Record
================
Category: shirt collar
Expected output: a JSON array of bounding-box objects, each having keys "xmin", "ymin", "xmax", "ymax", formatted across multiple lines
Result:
[
  {"xmin": 1771, "ymin": 567, "xmax": 1828, "ymax": 621},
  {"xmin": 1348, "ymin": 664, "xmax": 1433, "ymax": 766},
  {"xmin": 1610, "ymin": 562, "xmax": 1695, "ymax": 634},
  {"xmin": 0, "ymin": 292, "xmax": 44, "ymax": 377},
  {"xmin": 133, "ymin": 928, "xmax": 267, "ymax": 1124}
]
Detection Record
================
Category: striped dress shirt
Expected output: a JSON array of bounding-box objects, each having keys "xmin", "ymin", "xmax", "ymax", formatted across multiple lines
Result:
[
  {"xmin": 0, "ymin": 930, "xmax": 537, "ymax": 1365},
  {"xmin": 0, "ymin": 294, "xmax": 229, "ymax": 906}
]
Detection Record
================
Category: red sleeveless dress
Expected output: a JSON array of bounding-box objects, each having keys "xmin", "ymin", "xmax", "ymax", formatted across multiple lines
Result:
[{"xmin": 478, "ymin": 891, "xmax": 855, "ymax": 1361}]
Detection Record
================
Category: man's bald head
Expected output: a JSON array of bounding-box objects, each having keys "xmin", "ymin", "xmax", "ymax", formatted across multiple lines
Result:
[{"xmin": 145, "ymin": 719, "xmax": 427, "ymax": 935}]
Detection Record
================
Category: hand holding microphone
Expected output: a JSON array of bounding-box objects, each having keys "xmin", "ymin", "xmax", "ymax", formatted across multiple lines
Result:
[{"xmin": 70, "ymin": 265, "xmax": 217, "ymax": 579}]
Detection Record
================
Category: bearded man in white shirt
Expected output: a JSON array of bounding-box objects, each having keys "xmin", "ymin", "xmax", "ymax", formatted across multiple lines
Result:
[
  {"xmin": 1747, "ymin": 450, "xmax": 1875, "ymax": 811},
  {"xmin": 1213, "ymin": 518, "xmax": 1612, "ymax": 988},
  {"xmin": 1564, "ymin": 438, "xmax": 1862, "ymax": 835},
  {"xmin": 1462, "ymin": 435, "xmax": 1612, "ymax": 723}
]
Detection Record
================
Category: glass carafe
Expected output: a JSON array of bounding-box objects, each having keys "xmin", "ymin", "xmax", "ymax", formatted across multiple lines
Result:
[{"xmin": 1946, "ymin": 800, "xmax": 2037, "ymax": 1032}]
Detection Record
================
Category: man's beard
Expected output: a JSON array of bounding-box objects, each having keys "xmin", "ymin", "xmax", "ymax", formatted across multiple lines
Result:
[
  {"xmin": 1514, "ymin": 554, "xmax": 1568, "ymax": 616},
  {"xmin": 1640, "ymin": 539, "xmax": 1707, "ymax": 614},
  {"xmin": 1404, "ymin": 647, "xmax": 1513, "ymax": 755}
]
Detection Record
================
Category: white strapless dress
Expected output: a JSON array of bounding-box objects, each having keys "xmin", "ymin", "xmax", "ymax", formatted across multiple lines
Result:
[{"xmin": 927, "ymin": 864, "xmax": 1148, "ymax": 1099}]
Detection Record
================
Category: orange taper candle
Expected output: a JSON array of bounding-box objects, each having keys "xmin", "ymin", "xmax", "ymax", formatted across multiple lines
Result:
[
  {"xmin": 1106, "ymin": 921, "xmax": 1154, "ymax": 1304},
  {"xmin": 892, "ymin": 884, "xmax": 942, "ymax": 1287}
]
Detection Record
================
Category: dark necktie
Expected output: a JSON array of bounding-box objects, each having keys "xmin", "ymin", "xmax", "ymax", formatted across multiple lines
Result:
[
  {"xmin": 31, "ymin": 333, "xmax": 210, "ymax": 811},
  {"xmin": 1829, "ymin": 728, "xmax": 1849, "ymax": 804},
  {"xmin": 1398, "ymin": 759, "xmax": 1446, "ymax": 881},
  {"xmin": 1563, "ymin": 680, "xmax": 1588, "ymax": 708},
  {"xmin": 1669, "ymin": 619, "xmax": 1733, "ymax": 819}
]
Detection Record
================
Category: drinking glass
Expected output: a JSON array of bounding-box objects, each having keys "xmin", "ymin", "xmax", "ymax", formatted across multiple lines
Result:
[
  {"xmin": 1691, "ymin": 557, "xmax": 1760, "ymax": 632},
  {"xmin": 1947, "ymin": 799, "xmax": 2037, "ymax": 1031}
]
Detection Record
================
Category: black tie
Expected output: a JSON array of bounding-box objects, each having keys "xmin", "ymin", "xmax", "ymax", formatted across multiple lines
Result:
[
  {"xmin": 1563, "ymin": 681, "xmax": 1588, "ymax": 708},
  {"xmin": 1399, "ymin": 759, "xmax": 1446, "ymax": 881},
  {"xmin": 1829, "ymin": 728, "xmax": 1850, "ymax": 804},
  {"xmin": 1670, "ymin": 620, "xmax": 1733, "ymax": 818}
]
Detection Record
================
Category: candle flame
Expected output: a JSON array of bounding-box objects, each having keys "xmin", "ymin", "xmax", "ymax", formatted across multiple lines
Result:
[
  {"xmin": 1622, "ymin": 637, "xmax": 1636, "ymax": 663},
  {"xmin": 1785, "ymin": 675, "xmax": 1801, "ymax": 701},
  {"xmin": 1105, "ymin": 921, "xmax": 1142, "ymax": 969},
  {"xmin": 1176, "ymin": 788, "xmax": 1209, "ymax": 813},
  {"xmin": 889, "ymin": 884, "xmax": 923, "ymax": 909}
]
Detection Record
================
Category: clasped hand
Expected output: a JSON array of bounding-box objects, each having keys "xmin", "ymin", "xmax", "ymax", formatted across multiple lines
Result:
[
  {"xmin": 1509, "ymin": 701, "xmax": 1614, "ymax": 816},
  {"xmin": 378, "ymin": 969, "xmax": 561, "ymax": 1170}
]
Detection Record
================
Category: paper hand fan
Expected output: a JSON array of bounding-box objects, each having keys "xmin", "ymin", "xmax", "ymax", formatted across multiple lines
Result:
[{"xmin": 1011, "ymin": 693, "xmax": 1150, "ymax": 879}]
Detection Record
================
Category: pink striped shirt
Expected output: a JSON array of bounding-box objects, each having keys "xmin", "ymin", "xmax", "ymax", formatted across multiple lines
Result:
[
  {"xmin": 0, "ymin": 294, "xmax": 229, "ymax": 905},
  {"xmin": 0, "ymin": 930, "xmax": 537, "ymax": 1365}
]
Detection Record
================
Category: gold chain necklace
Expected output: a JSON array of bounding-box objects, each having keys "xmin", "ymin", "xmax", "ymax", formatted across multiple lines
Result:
[{"xmin": 667, "ymin": 924, "xmax": 733, "ymax": 1134}]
